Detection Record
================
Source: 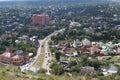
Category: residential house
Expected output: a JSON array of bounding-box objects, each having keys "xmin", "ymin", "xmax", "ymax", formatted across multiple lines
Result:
[
  {"xmin": 69, "ymin": 21, "xmax": 81, "ymax": 28},
  {"xmin": 0, "ymin": 34, "xmax": 11, "ymax": 40},
  {"xmin": 80, "ymin": 45, "xmax": 89, "ymax": 54},
  {"xmin": 0, "ymin": 52, "xmax": 16, "ymax": 64},
  {"xmin": 80, "ymin": 66, "xmax": 96, "ymax": 77},
  {"xmin": 102, "ymin": 66, "xmax": 118, "ymax": 76},
  {"xmin": 81, "ymin": 38, "xmax": 91, "ymax": 46},
  {"xmin": 62, "ymin": 47, "xmax": 75, "ymax": 55},
  {"xmin": 60, "ymin": 60, "xmax": 70, "ymax": 66},
  {"xmin": 30, "ymin": 36, "xmax": 39, "ymax": 48},
  {"xmin": 90, "ymin": 42, "xmax": 100, "ymax": 55},
  {"xmin": 15, "ymin": 40, "xmax": 21, "ymax": 44},
  {"xmin": 57, "ymin": 43, "xmax": 65, "ymax": 50},
  {"xmin": 18, "ymin": 35, "xmax": 32, "ymax": 44},
  {"xmin": 33, "ymin": 39, "xmax": 40, "ymax": 48},
  {"xmin": 16, "ymin": 50, "xmax": 29, "ymax": 60},
  {"xmin": 73, "ymin": 39, "xmax": 81, "ymax": 48},
  {"xmin": 11, "ymin": 50, "xmax": 29, "ymax": 65},
  {"xmin": 0, "ymin": 50, "xmax": 30, "ymax": 65},
  {"xmin": 115, "ymin": 25, "xmax": 120, "ymax": 30},
  {"xmin": 12, "ymin": 55, "xmax": 24, "ymax": 65},
  {"xmin": 18, "ymin": 35, "xmax": 29, "ymax": 41},
  {"xmin": 100, "ymin": 46, "xmax": 113, "ymax": 56}
]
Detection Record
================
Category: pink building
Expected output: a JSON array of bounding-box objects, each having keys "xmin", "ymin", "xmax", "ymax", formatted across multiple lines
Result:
[
  {"xmin": 0, "ymin": 51, "xmax": 29, "ymax": 65},
  {"xmin": 80, "ymin": 46, "xmax": 88, "ymax": 54},
  {"xmin": 32, "ymin": 14, "xmax": 50, "ymax": 25},
  {"xmin": 12, "ymin": 55, "xmax": 24, "ymax": 65},
  {"xmin": 90, "ymin": 46, "xmax": 100, "ymax": 55},
  {"xmin": 0, "ymin": 52, "xmax": 16, "ymax": 64}
]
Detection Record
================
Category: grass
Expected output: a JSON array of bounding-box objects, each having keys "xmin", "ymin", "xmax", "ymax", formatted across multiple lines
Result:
[
  {"xmin": 33, "ymin": 37, "xmax": 51, "ymax": 68},
  {"xmin": 0, "ymin": 64, "xmax": 120, "ymax": 80},
  {"xmin": 34, "ymin": 54, "xmax": 45, "ymax": 68},
  {"xmin": 41, "ymin": 46, "xmax": 45, "ymax": 54},
  {"xmin": 0, "ymin": 65, "xmax": 33, "ymax": 80},
  {"xmin": 111, "ymin": 56, "xmax": 120, "ymax": 61},
  {"xmin": 0, "ymin": 65, "xmax": 116, "ymax": 80},
  {"xmin": 60, "ymin": 56, "xmax": 67, "ymax": 60},
  {"xmin": 33, "ymin": 40, "xmax": 46, "ymax": 68},
  {"xmin": 37, "ymin": 74, "xmax": 92, "ymax": 80}
]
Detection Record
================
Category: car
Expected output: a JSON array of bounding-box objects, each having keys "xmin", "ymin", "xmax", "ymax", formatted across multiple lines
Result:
[
  {"xmin": 47, "ymin": 60, "xmax": 50, "ymax": 63},
  {"xmin": 42, "ymin": 45, "xmax": 44, "ymax": 47}
]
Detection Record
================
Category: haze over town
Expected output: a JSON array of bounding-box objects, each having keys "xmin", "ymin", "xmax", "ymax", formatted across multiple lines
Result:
[{"xmin": 0, "ymin": 0, "xmax": 120, "ymax": 80}]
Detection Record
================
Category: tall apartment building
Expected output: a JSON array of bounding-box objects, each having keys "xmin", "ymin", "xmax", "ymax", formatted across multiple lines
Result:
[{"xmin": 32, "ymin": 14, "xmax": 50, "ymax": 25}]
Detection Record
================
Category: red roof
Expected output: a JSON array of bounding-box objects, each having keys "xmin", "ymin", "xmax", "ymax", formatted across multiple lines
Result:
[
  {"xmin": 90, "ymin": 46, "xmax": 100, "ymax": 52},
  {"xmin": 0, "ymin": 52, "xmax": 11, "ymax": 58},
  {"xmin": 0, "ymin": 52, "xmax": 16, "ymax": 58}
]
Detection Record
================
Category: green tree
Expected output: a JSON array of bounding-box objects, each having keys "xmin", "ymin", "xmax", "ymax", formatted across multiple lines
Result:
[
  {"xmin": 70, "ymin": 65, "xmax": 81, "ymax": 73},
  {"xmin": 88, "ymin": 60, "xmax": 101, "ymax": 69},
  {"xmin": 81, "ymin": 55, "xmax": 88, "ymax": 66},
  {"xmin": 51, "ymin": 64, "xmax": 64, "ymax": 75},
  {"xmin": 1, "ymin": 40, "xmax": 10, "ymax": 46},
  {"xmin": 0, "ymin": 46, "xmax": 6, "ymax": 54},
  {"xmin": 55, "ymin": 51, "xmax": 61, "ymax": 61}
]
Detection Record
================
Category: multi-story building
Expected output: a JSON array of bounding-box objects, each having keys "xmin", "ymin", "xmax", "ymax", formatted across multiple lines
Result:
[
  {"xmin": 32, "ymin": 14, "xmax": 50, "ymax": 25},
  {"xmin": 0, "ymin": 51, "xmax": 29, "ymax": 65}
]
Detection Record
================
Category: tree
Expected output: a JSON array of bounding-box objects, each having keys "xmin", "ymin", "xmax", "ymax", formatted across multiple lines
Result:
[
  {"xmin": 1, "ymin": 40, "xmax": 10, "ymax": 46},
  {"xmin": 50, "ymin": 63, "xmax": 64, "ymax": 75},
  {"xmin": 0, "ymin": 46, "xmax": 6, "ymax": 54},
  {"xmin": 81, "ymin": 55, "xmax": 88, "ymax": 66},
  {"xmin": 11, "ymin": 36, "xmax": 16, "ymax": 47},
  {"xmin": 39, "ymin": 68, "xmax": 47, "ymax": 74},
  {"xmin": 48, "ymin": 40, "xmax": 54, "ymax": 45},
  {"xmin": 88, "ymin": 60, "xmax": 101, "ymax": 69},
  {"xmin": 70, "ymin": 65, "xmax": 81, "ymax": 73},
  {"xmin": 55, "ymin": 51, "xmax": 61, "ymax": 61},
  {"xmin": 50, "ymin": 48, "xmax": 56, "ymax": 53},
  {"xmin": 68, "ymin": 61, "xmax": 77, "ymax": 68}
]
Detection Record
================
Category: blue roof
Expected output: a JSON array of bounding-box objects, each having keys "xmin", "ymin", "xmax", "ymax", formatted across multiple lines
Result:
[
  {"xmin": 109, "ymin": 66, "xmax": 118, "ymax": 71},
  {"xmin": 16, "ymin": 50, "xmax": 25, "ymax": 55}
]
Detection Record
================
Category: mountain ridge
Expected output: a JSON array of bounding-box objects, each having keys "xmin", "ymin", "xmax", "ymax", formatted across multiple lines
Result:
[{"xmin": 0, "ymin": 0, "xmax": 110, "ymax": 6}]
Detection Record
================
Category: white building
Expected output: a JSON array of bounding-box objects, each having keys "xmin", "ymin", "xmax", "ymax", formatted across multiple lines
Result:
[{"xmin": 81, "ymin": 38, "xmax": 91, "ymax": 46}]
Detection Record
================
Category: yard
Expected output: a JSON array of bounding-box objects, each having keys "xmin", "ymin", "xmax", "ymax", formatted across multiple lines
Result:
[{"xmin": 0, "ymin": 65, "xmax": 34, "ymax": 80}]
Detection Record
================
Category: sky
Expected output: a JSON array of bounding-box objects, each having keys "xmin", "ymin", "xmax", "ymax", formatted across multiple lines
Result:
[
  {"xmin": 0, "ymin": 0, "xmax": 39, "ymax": 1},
  {"xmin": 0, "ymin": 0, "xmax": 119, "ymax": 1},
  {"xmin": 0, "ymin": 0, "xmax": 30, "ymax": 1}
]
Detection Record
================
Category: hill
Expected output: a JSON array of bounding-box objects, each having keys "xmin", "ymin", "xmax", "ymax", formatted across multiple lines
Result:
[{"xmin": 0, "ymin": 0, "xmax": 110, "ymax": 6}]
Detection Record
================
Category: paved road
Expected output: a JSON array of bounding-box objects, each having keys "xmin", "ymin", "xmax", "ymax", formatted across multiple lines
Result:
[
  {"xmin": 42, "ymin": 28, "xmax": 65, "ymax": 75},
  {"xmin": 30, "ymin": 28, "xmax": 65, "ymax": 72},
  {"xmin": 42, "ymin": 38, "xmax": 51, "ymax": 74},
  {"xmin": 31, "ymin": 39, "xmax": 44, "ymax": 67}
]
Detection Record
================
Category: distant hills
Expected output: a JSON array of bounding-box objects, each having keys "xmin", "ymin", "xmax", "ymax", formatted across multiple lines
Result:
[{"xmin": 0, "ymin": 0, "xmax": 111, "ymax": 6}]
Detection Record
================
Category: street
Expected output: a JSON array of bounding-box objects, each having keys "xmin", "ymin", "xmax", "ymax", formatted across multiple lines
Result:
[{"xmin": 28, "ymin": 28, "xmax": 65, "ymax": 74}]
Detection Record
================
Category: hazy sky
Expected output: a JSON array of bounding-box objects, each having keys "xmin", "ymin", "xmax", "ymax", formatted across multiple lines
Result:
[
  {"xmin": 0, "ymin": 0, "xmax": 118, "ymax": 1},
  {"xmin": 0, "ymin": 0, "xmax": 40, "ymax": 1},
  {"xmin": 0, "ymin": 0, "xmax": 31, "ymax": 1}
]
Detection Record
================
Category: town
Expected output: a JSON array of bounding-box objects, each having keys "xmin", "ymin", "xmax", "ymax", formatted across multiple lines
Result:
[{"xmin": 0, "ymin": 0, "xmax": 120, "ymax": 80}]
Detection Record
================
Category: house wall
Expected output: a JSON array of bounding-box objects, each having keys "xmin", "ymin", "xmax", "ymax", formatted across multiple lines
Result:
[
  {"xmin": 12, "ymin": 56, "xmax": 24, "ymax": 65},
  {"xmin": 0, "ymin": 56, "xmax": 11, "ymax": 64}
]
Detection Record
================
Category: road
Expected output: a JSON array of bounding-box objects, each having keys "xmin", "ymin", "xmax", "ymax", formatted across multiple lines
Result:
[
  {"xmin": 42, "ymin": 38, "xmax": 51, "ymax": 74},
  {"xmin": 42, "ymin": 28, "xmax": 65, "ymax": 75},
  {"xmin": 30, "ymin": 28, "xmax": 65, "ymax": 73}
]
